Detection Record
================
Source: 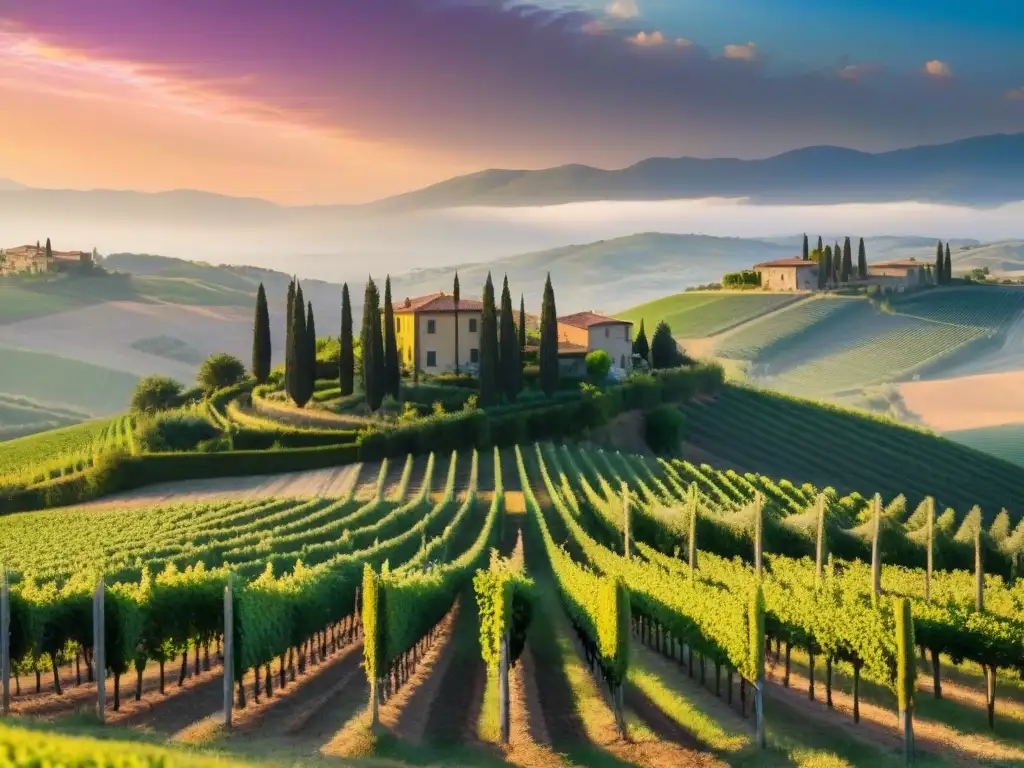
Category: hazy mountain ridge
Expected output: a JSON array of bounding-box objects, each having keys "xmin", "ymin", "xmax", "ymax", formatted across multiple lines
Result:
[{"xmin": 369, "ymin": 133, "xmax": 1024, "ymax": 210}]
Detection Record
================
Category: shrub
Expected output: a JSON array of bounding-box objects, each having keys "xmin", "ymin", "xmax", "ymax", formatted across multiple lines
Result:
[
  {"xmin": 650, "ymin": 322, "xmax": 681, "ymax": 370},
  {"xmin": 130, "ymin": 375, "xmax": 184, "ymax": 414},
  {"xmin": 197, "ymin": 353, "xmax": 246, "ymax": 394},
  {"xmin": 135, "ymin": 411, "xmax": 220, "ymax": 453},
  {"xmin": 644, "ymin": 404, "xmax": 686, "ymax": 454},
  {"xmin": 429, "ymin": 372, "xmax": 479, "ymax": 389},
  {"xmin": 585, "ymin": 350, "xmax": 612, "ymax": 382}
]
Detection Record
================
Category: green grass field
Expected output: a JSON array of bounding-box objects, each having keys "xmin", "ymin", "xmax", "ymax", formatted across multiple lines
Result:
[
  {"xmin": 0, "ymin": 415, "xmax": 130, "ymax": 486},
  {"xmin": 679, "ymin": 384, "xmax": 1024, "ymax": 520},
  {"xmin": 618, "ymin": 291, "xmax": 800, "ymax": 338},
  {"xmin": 0, "ymin": 344, "xmax": 138, "ymax": 416},
  {"xmin": 944, "ymin": 424, "xmax": 1024, "ymax": 468}
]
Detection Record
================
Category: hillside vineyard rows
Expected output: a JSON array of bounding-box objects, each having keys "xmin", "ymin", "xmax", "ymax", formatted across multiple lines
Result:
[{"xmin": 1, "ymin": 441, "xmax": 1022, "ymax": 766}]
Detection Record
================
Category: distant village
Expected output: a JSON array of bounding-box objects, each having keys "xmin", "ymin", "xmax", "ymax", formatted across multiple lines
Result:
[
  {"xmin": 725, "ymin": 236, "xmax": 954, "ymax": 293},
  {"xmin": 0, "ymin": 239, "xmax": 96, "ymax": 276}
]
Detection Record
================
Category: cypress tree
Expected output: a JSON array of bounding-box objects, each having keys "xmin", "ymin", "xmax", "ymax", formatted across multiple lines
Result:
[
  {"xmin": 361, "ymin": 278, "xmax": 384, "ymax": 410},
  {"xmin": 841, "ymin": 237, "xmax": 853, "ymax": 283},
  {"xmin": 287, "ymin": 283, "xmax": 308, "ymax": 406},
  {"xmin": 44, "ymin": 237, "xmax": 52, "ymax": 261},
  {"xmin": 499, "ymin": 274, "xmax": 520, "ymax": 402},
  {"xmin": 479, "ymin": 273, "xmax": 499, "ymax": 406},
  {"xmin": 519, "ymin": 294, "xmax": 527, "ymax": 359},
  {"xmin": 817, "ymin": 235, "xmax": 823, "ymax": 254},
  {"xmin": 302, "ymin": 300, "xmax": 316, "ymax": 406},
  {"xmin": 453, "ymin": 272, "xmax": 461, "ymax": 374},
  {"xmin": 383, "ymin": 276, "xmax": 400, "ymax": 399},
  {"xmin": 802, "ymin": 233, "xmax": 809, "ymax": 261},
  {"xmin": 833, "ymin": 242, "xmax": 841, "ymax": 284},
  {"xmin": 816, "ymin": 253, "xmax": 827, "ymax": 290},
  {"xmin": 857, "ymin": 237, "xmax": 868, "ymax": 279},
  {"xmin": 539, "ymin": 273, "xmax": 559, "ymax": 396},
  {"xmin": 339, "ymin": 283, "xmax": 354, "ymax": 395},
  {"xmin": 822, "ymin": 247, "xmax": 833, "ymax": 288},
  {"xmin": 944, "ymin": 243, "xmax": 952, "ymax": 283},
  {"xmin": 251, "ymin": 283, "xmax": 271, "ymax": 384},
  {"xmin": 634, "ymin": 318, "xmax": 650, "ymax": 361},
  {"xmin": 935, "ymin": 241, "xmax": 944, "ymax": 284},
  {"xmin": 286, "ymin": 277, "xmax": 295, "ymax": 348}
]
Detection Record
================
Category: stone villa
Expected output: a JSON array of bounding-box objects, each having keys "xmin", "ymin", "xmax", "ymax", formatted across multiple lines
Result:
[
  {"xmin": 391, "ymin": 292, "xmax": 633, "ymax": 377},
  {"xmin": 752, "ymin": 256, "xmax": 930, "ymax": 292},
  {"xmin": 0, "ymin": 244, "xmax": 93, "ymax": 276}
]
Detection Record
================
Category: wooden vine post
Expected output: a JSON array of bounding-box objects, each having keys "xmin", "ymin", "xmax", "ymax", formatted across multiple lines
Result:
[
  {"xmin": 895, "ymin": 597, "xmax": 916, "ymax": 765},
  {"xmin": 621, "ymin": 483, "xmax": 631, "ymax": 559},
  {"xmin": 1, "ymin": 566, "xmax": 9, "ymax": 716},
  {"xmin": 93, "ymin": 579, "xmax": 106, "ymax": 723},
  {"xmin": 223, "ymin": 578, "xmax": 234, "ymax": 729},
  {"xmin": 924, "ymin": 497, "xmax": 934, "ymax": 602},
  {"xmin": 871, "ymin": 495, "xmax": 882, "ymax": 602},
  {"xmin": 750, "ymin": 584, "xmax": 767, "ymax": 749},
  {"xmin": 498, "ymin": 632, "xmax": 510, "ymax": 745},
  {"xmin": 753, "ymin": 492, "xmax": 764, "ymax": 580},
  {"xmin": 815, "ymin": 494, "xmax": 826, "ymax": 583},
  {"xmin": 688, "ymin": 483, "xmax": 698, "ymax": 579}
]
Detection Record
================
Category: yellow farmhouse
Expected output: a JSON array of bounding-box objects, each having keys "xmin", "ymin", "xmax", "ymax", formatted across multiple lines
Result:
[{"xmin": 392, "ymin": 292, "xmax": 487, "ymax": 376}]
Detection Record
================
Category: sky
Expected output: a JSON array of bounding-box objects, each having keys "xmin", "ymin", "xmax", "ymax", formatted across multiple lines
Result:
[{"xmin": 1, "ymin": 0, "xmax": 1022, "ymax": 205}]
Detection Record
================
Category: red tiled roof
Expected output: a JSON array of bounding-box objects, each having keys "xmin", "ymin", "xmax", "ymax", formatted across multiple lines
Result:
[
  {"xmin": 525, "ymin": 341, "xmax": 588, "ymax": 356},
  {"xmin": 753, "ymin": 257, "xmax": 817, "ymax": 269},
  {"xmin": 3, "ymin": 244, "xmax": 85, "ymax": 261},
  {"xmin": 557, "ymin": 311, "xmax": 630, "ymax": 329},
  {"xmin": 393, "ymin": 292, "xmax": 487, "ymax": 313},
  {"xmin": 870, "ymin": 258, "xmax": 927, "ymax": 270}
]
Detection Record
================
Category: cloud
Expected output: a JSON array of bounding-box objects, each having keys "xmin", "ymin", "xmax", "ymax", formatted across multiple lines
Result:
[
  {"xmin": 606, "ymin": 0, "xmax": 639, "ymax": 19},
  {"xmin": 581, "ymin": 19, "xmax": 608, "ymax": 34},
  {"xmin": 924, "ymin": 59, "xmax": 952, "ymax": 78},
  {"xmin": 723, "ymin": 42, "xmax": 758, "ymax": 61},
  {"xmin": 628, "ymin": 30, "xmax": 690, "ymax": 48},
  {"xmin": 838, "ymin": 62, "xmax": 884, "ymax": 80},
  {"xmin": 1006, "ymin": 86, "xmax": 1024, "ymax": 101}
]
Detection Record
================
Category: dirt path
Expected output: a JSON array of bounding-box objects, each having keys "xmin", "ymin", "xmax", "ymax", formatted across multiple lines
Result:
[
  {"xmin": 765, "ymin": 654, "xmax": 1023, "ymax": 766},
  {"xmin": 66, "ymin": 463, "xmax": 367, "ymax": 510}
]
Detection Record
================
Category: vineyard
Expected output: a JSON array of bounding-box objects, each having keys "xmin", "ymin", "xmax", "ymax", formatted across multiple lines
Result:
[
  {"xmin": 618, "ymin": 291, "xmax": 800, "ymax": 338},
  {"xmin": 713, "ymin": 296, "xmax": 860, "ymax": 361},
  {"xmin": 679, "ymin": 385, "xmax": 1024, "ymax": 519},
  {"xmin": 1, "ymin": 439, "xmax": 1022, "ymax": 767},
  {"xmin": 890, "ymin": 286, "xmax": 1024, "ymax": 330},
  {"xmin": 945, "ymin": 424, "xmax": 1024, "ymax": 469},
  {"xmin": 0, "ymin": 415, "xmax": 134, "ymax": 489}
]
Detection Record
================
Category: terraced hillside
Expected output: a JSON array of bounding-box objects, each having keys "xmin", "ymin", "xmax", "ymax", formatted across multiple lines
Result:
[
  {"xmin": 2, "ymin": 442, "xmax": 1020, "ymax": 768},
  {"xmin": 617, "ymin": 291, "xmax": 801, "ymax": 339}
]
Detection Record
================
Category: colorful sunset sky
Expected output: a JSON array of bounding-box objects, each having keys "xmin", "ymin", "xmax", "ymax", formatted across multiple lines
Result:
[{"xmin": 2, "ymin": 0, "xmax": 1022, "ymax": 205}]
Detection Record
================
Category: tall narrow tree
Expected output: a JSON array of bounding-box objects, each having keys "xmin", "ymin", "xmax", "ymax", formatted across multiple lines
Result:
[
  {"xmin": 857, "ymin": 237, "xmax": 868, "ymax": 279},
  {"xmin": 251, "ymin": 283, "xmax": 271, "ymax": 384},
  {"xmin": 833, "ymin": 241, "xmax": 841, "ymax": 284},
  {"xmin": 286, "ymin": 278, "xmax": 296, "ymax": 356},
  {"xmin": 539, "ymin": 273, "xmax": 559, "ymax": 396},
  {"xmin": 479, "ymin": 274, "xmax": 499, "ymax": 406},
  {"xmin": 44, "ymin": 237, "xmax": 52, "ymax": 262},
  {"xmin": 339, "ymin": 283, "xmax": 354, "ymax": 395},
  {"xmin": 302, "ymin": 300, "xmax": 316, "ymax": 406},
  {"xmin": 634, "ymin": 318, "xmax": 650, "ymax": 362},
  {"xmin": 519, "ymin": 294, "xmax": 527, "ymax": 359},
  {"xmin": 935, "ymin": 241, "xmax": 945, "ymax": 284},
  {"xmin": 453, "ymin": 272, "xmax": 461, "ymax": 375},
  {"xmin": 383, "ymin": 276, "xmax": 400, "ymax": 399},
  {"xmin": 821, "ymin": 247, "xmax": 833, "ymax": 288},
  {"xmin": 287, "ymin": 283, "xmax": 308, "ymax": 406},
  {"xmin": 802, "ymin": 233, "xmax": 809, "ymax": 261},
  {"xmin": 944, "ymin": 242, "xmax": 952, "ymax": 283},
  {"xmin": 361, "ymin": 278, "xmax": 384, "ymax": 410},
  {"xmin": 499, "ymin": 274, "xmax": 520, "ymax": 402},
  {"xmin": 817, "ymin": 235, "xmax": 823, "ymax": 255},
  {"xmin": 841, "ymin": 237, "xmax": 853, "ymax": 283}
]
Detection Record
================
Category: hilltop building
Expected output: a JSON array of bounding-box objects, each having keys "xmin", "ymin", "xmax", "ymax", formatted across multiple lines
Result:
[
  {"xmin": 0, "ymin": 244, "xmax": 93, "ymax": 276},
  {"xmin": 750, "ymin": 255, "xmax": 930, "ymax": 292},
  {"xmin": 391, "ymin": 292, "xmax": 633, "ymax": 377}
]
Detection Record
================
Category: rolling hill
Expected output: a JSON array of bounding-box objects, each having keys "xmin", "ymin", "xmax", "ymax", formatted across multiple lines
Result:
[{"xmin": 369, "ymin": 133, "xmax": 1024, "ymax": 210}]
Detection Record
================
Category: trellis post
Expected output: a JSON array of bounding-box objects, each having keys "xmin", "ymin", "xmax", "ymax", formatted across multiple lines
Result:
[
  {"xmin": 223, "ymin": 578, "xmax": 234, "ymax": 728},
  {"xmin": 93, "ymin": 579, "xmax": 106, "ymax": 722},
  {"xmin": 1, "ymin": 566, "xmax": 10, "ymax": 716}
]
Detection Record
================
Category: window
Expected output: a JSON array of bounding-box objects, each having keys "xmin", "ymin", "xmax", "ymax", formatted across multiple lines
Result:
[
  {"xmin": 427, "ymin": 319, "xmax": 436, "ymax": 334},
  {"xmin": 469, "ymin": 318, "xmax": 478, "ymax": 333},
  {"xmin": 470, "ymin": 348, "xmax": 479, "ymax": 364},
  {"xmin": 426, "ymin": 351, "xmax": 437, "ymax": 367}
]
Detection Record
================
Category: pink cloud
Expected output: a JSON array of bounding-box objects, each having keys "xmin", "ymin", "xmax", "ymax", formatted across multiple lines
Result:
[
  {"xmin": 924, "ymin": 59, "xmax": 952, "ymax": 78},
  {"xmin": 723, "ymin": 42, "xmax": 757, "ymax": 61}
]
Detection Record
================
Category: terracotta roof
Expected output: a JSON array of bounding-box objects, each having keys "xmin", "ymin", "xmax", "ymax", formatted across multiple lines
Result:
[
  {"xmin": 393, "ymin": 292, "xmax": 488, "ymax": 313},
  {"xmin": 524, "ymin": 341, "xmax": 588, "ymax": 356},
  {"xmin": 557, "ymin": 311, "xmax": 630, "ymax": 329},
  {"xmin": 870, "ymin": 258, "xmax": 927, "ymax": 270},
  {"xmin": 3, "ymin": 244, "xmax": 85, "ymax": 261},
  {"xmin": 753, "ymin": 257, "xmax": 817, "ymax": 269}
]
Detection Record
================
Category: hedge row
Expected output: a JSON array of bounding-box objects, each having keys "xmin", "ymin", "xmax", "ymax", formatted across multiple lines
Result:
[{"xmin": 0, "ymin": 364, "xmax": 722, "ymax": 515}]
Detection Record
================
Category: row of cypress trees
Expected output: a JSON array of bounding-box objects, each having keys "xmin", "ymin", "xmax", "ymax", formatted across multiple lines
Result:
[
  {"xmin": 934, "ymin": 241, "xmax": 953, "ymax": 284},
  {"xmin": 254, "ymin": 270, "xmax": 562, "ymax": 413}
]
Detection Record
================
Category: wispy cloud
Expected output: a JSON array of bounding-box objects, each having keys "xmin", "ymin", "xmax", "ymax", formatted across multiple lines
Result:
[
  {"xmin": 723, "ymin": 42, "xmax": 758, "ymax": 61},
  {"xmin": 628, "ymin": 30, "xmax": 690, "ymax": 48},
  {"xmin": 1006, "ymin": 86, "xmax": 1024, "ymax": 101},
  {"xmin": 924, "ymin": 59, "xmax": 952, "ymax": 78},
  {"xmin": 606, "ymin": 0, "xmax": 639, "ymax": 19},
  {"xmin": 838, "ymin": 62, "xmax": 884, "ymax": 80}
]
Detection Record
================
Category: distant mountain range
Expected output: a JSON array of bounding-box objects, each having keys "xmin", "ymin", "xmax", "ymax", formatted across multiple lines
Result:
[{"xmin": 369, "ymin": 132, "xmax": 1024, "ymax": 210}]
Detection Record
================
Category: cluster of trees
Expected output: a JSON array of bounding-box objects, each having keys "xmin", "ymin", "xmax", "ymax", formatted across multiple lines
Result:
[
  {"xmin": 632, "ymin": 319, "xmax": 683, "ymax": 370},
  {"xmin": 801, "ymin": 234, "xmax": 868, "ymax": 289},
  {"xmin": 722, "ymin": 270, "xmax": 762, "ymax": 288}
]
